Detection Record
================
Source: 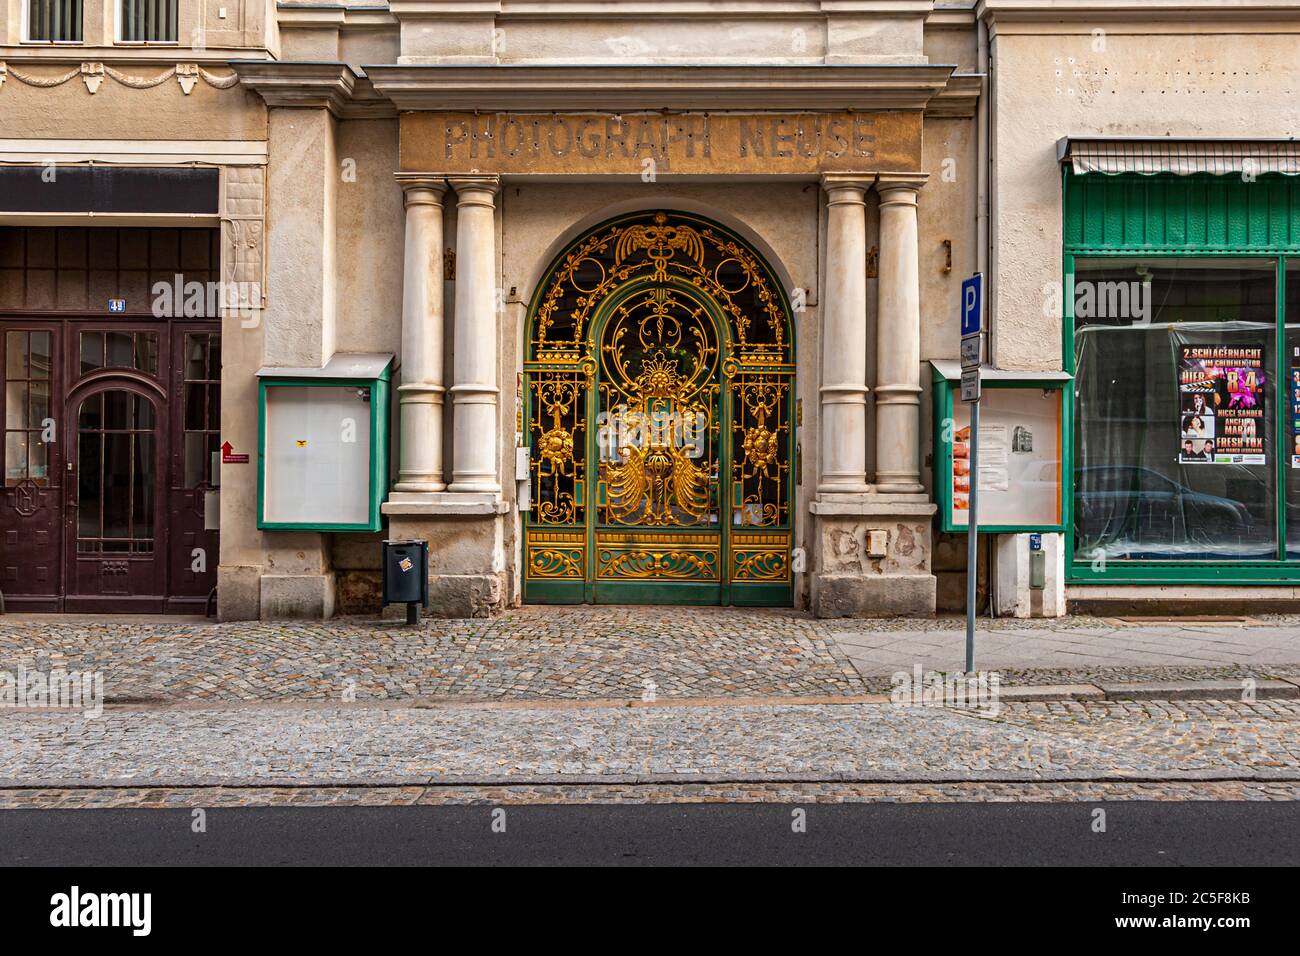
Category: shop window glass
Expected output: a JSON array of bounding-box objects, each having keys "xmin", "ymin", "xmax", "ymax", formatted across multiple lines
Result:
[
  {"xmin": 1285, "ymin": 261, "xmax": 1300, "ymax": 558},
  {"xmin": 1073, "ymin": 258, "xmax": 1277, "ymax": 561}
]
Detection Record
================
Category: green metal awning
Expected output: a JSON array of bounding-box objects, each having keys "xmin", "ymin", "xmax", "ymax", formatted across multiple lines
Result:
[{"xmin": 1058, "ymin": 137, "xmax": 1300, "ymax": 176}]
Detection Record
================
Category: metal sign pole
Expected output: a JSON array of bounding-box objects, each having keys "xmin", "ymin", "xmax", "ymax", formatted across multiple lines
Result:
[
  {"xmin": 959, "ymin": 272, "xmax": 984, "ymax": 675},
  {"xmin": 965, "ymin": 396, "xmax": 979, "ymax": 674}
]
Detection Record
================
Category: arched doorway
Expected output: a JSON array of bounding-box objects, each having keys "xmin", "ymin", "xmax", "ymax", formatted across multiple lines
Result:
[{"xmin": 523, "ymin": 211, "xmax": 795, "ymax": 606}]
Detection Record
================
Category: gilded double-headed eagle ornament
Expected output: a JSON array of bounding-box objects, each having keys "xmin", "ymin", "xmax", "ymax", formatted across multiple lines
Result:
[{"xmin": 602, "ymin": 353, "xmax": 713, "ymax": 526}]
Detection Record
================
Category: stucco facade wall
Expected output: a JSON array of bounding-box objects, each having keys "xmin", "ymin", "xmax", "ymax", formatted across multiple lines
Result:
[{"xmin": 991, "ymin": 23, "xmax": 1300, "ymax": 372}]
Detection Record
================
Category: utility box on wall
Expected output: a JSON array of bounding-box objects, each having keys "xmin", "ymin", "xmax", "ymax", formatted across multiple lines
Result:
[{"xmin": 256, "ymin": 353, "xmax": 394, "ymax": 532}]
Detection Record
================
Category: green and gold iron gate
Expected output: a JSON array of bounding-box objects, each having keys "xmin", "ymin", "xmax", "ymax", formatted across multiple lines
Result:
[{"xmin": 523, "ymin": 211, "xmax": 795, "ymax": 606}]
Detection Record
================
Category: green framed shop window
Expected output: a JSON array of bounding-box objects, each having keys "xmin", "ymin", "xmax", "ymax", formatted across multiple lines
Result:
[
  {"xmin": 1064, "ymin": 167, "xmax": 1300, "ymax": 583},
  {"xmin": 256, "ymin": 353, "xmax": 393, "ymax": 532},
  {"xmin": 931, "ymin": 362, "xmax": 1070, "ymax": 534}
]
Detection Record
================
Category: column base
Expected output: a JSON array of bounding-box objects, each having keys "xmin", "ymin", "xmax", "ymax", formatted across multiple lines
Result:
[
  {"xmin": 383, "ymin": 491, "xmax": 508, "ymax": 516},
  {"xmin": 392, "ymin": 479, "xmax": 447, "ymax": 494},
  {"xmin": 873, "ymin": 480, "xmax": 925, "ymax": 495},
  {"xmin": 810, "ymin": 496, "xmax": 937, "ymax": 618},
  {"xmin": 447, "ymin": 482, "xmax": 503, "ymax": 496}
]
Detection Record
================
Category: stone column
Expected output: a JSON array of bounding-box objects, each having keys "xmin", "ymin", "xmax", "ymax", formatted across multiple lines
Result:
[
  {"xmin": 447, "ymin": 175, "xmax": 501, "ymax": 495},
  {"xmin": 874, "ymin": 173, "xmax": 927, "ymax": 495},
  {"xmin": 392, "ymin": 175, "xmax": 447, "ymax": 494},
  {"xmin": 818, "ymin": 174, "xmax": 874, "ymax": 496}
]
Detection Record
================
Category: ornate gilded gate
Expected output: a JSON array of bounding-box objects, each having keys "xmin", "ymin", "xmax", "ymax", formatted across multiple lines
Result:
[{"xmin": 523, "ymin": 211, "xmax": 795, "ymax": 606}]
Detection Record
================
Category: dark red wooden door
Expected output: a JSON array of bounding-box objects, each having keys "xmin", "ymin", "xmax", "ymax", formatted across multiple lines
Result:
[
  {"xmin": 166, "ymin": 326, "xmax": 220, "ymax": 610},
  {"xmin": 0, "ymin": 316, "xmax": 220, "ymax": 612},
  {"xmin": 1, "ymin": 324, "xmax": 63, "ymax": 609}
]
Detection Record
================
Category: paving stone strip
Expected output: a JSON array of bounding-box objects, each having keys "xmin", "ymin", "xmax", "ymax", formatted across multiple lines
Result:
[
  {"xmin": 2, "ymin": 780, "xmax": 1298, "ymax": 809},
  {"xmin": 3, "ymin": 698, "xmax": 1298, "ymax": 789},
  {"xmin": 2, "ymin": 607, "xmax": 1299, "ymax": 704}
]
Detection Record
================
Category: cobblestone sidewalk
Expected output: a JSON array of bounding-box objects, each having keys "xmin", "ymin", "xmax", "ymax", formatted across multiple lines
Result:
[
  {"xmin": 3, "ymin": 698, "xmax": 1298, "ymax": 789},
  {"xmin": 2, "ymin": 606, "xmax": 1298, "ymax": 704}
]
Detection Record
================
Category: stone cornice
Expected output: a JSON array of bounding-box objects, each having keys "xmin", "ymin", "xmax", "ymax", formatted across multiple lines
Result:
[
  {"xmin": 276, "ymin": 4, "xmax": 397, "ymax": 27},
  {"xmin": 365, "ymin": 63, "xmax": 957, "ymax": 111},
  {"xmin": 229, "ymin": 61, "xmax": 397, "ymax": 118},
  {"xmin": 979, "ymin": 0, "xmax": 1300, "ymax": 27},
  {"xmin": 381, "ymin": 0, "xmax": 936, "ymax": 18},
  {"xmin": 928, "ymin": 72, "xmax": 982, "ymax": 119}
]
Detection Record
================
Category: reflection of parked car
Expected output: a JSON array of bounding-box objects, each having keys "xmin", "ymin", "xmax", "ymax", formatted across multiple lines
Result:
[{"xmin": 1075, "ymin": 465, "xmax": 1253, "ymax": 545}]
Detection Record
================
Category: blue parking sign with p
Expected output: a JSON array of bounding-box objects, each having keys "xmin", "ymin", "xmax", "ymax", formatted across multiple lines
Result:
[{"xmin": 961, "ymin": 274, "xmax": 983, "ymax": 337}]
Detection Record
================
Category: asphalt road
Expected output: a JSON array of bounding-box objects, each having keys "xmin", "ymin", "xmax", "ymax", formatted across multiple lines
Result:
[{"xmin": 3, "ymin": 800, "xmax": 1297, "ymax": 866}]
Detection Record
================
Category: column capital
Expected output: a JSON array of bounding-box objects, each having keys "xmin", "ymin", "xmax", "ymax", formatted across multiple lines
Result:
[
  {"xmin": 395, "ymin": 172, "xmax": 448, "ymax": 201},
  {"xmin": 821, "ymin": 172, "xmax": 876, "ymax": 198},
  {"xmin": 874, "ymin": 172, "xmax": 929, "ymax": 202},
  {"xmin": 448, "ymin": 175, "xmax": 501, "ymax": 205}
]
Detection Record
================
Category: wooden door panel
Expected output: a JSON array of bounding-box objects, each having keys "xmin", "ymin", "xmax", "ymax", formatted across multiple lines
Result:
[
  {"xmin": 0, "ymin": 324, "xmax": 63, "ymax": 609},
  {"xmin": 166, "ymin": 325, "xmax": 220, "ymax": 608}
]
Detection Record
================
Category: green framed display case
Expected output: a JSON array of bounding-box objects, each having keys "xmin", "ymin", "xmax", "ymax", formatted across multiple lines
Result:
[
  {"xmin": 931, "ymin": 360, "xmax": 1071, "ymax": 534},
  {"xmin": 256, "ymin": 353, "xmax": 393, "ymax": 532},
  {"xmin": 1063, "ymin": 163, "xmax": 1300, "ymax": 584}
]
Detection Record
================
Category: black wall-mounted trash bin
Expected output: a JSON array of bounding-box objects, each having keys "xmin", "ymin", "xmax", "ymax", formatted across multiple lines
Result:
[{"xmin": 382, "ymin": 539, "xmax": 429, "ymax": 624}]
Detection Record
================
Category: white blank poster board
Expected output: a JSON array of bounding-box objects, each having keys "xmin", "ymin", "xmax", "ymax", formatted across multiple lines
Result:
[
  {"xmin": 950, "ymin": 387, "xmax": 1062, "ymax": 528},
  {"xmin": 264, "ymin": 386, "xmax": 371, "ymax": 525}
]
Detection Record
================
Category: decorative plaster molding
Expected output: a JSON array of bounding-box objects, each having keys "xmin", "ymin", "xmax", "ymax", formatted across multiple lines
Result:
[
  {"xmin": 0, "ymin": 60, "xmax": 239, "ymax": 95},
  {"xmin": 221, "ymin": 166, "xmax": 268, "ymax": 310},
  {"xmin": 365, "ymin": 63, "xmax": 957, "ymax": 111}
]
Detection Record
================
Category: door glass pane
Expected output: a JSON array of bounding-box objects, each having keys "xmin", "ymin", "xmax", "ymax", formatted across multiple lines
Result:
[
  {"xmin": 76, "ymin": 391, "xmax": 155, "ymax": 554},
  {"xmin": 77, "ymin": 430, "xmax": 100, "ymax": 540},
  {"xmin": 29, "ymin": 381, "xmax": 49, "ymax": 429},
  {"xmin": 182, "ymin": 332, "xmax": 220, "ymax": 488},
  {"xmin": 1073, "ymin": 258, "xmax": 1277, "ymax": 561},
  {"xmin": 79, "ymin": 330, "xmax": 159, "ymax": 375},
  {"xmin": 5, "ymin": 382, "xmax": 26, "ymax": 429},
  {"xmin": 6, "ymin": 431, "xmax": 28, "ymax": 483},
  {"xmin": 102, "ymin": 390, "xmax": 129, "ymax": 430},
  {"xmin": 6, "ymin": 331, "xmax": 27, "ymax": 379},
  {"xmin": 80, "ymin": 331, "xmax": 103, "ymax": 374},
  {"xmin": 29, "ymin": 331, "xmax": 51, "ymax": 380},
  {"xmin": 101, "ymin": 432, "xmax": 131, "ymax": 538}
]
